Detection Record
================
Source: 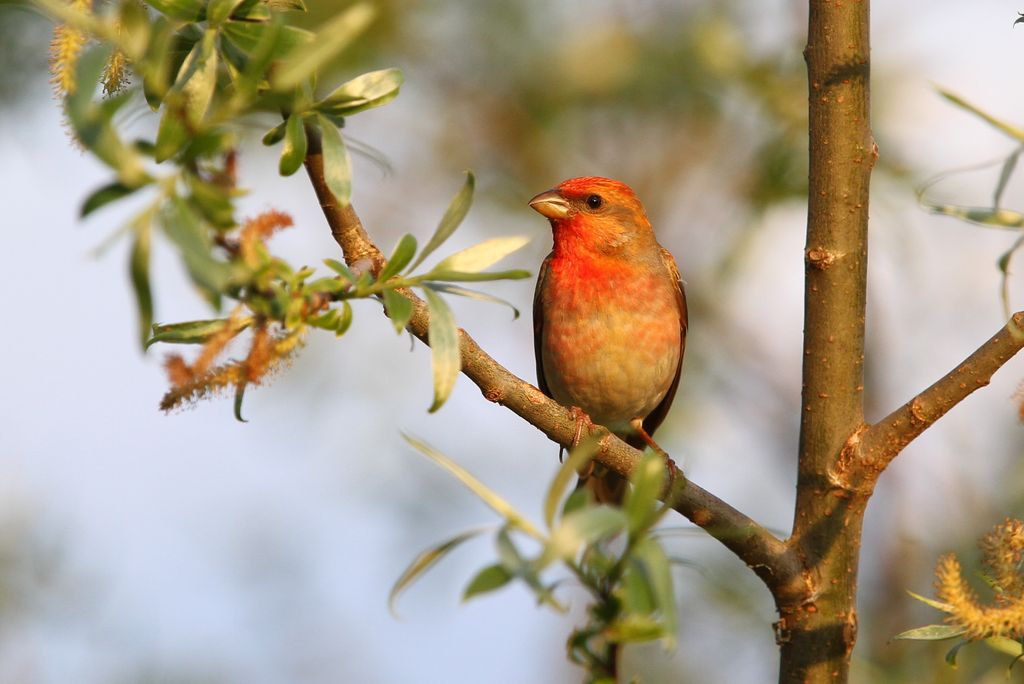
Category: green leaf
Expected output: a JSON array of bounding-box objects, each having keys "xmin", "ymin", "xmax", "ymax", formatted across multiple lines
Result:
[
  {"xmin": 206, "ymin": 0, "xmax": 244, "ymax": 25},
  {"xmin": 271, "ymin": 2, "xmax": 376, "ymax": 90},
  {"xmin": 233, "ymin": 380, "xmax": 248, "ymax": 422},
  {"xmin": 425, "ymin": 284, "xmax": 521, "ymax": 318},
  {"xmin": 984, "ymin": 636, "xmax": 1024, "ymax": 656},
  {"xmin": 262, "ymin": 120, "xmax": 288, "ymax": 146},
  {"xmin": 545, "ymin": 506, "xmax": 627, "ymax": 562},
  {"xmin": 938, "ymin": 88, "xmax": 1024, "ymax": 143},
  {"xmin": 323, "ymin": 258, "xmax": 356, "ymax": 281},
  {"xmin": 160, "ymin": 197, "xmax": 236, "ymax": 295},
  {"xmin": 892, "ymin": 624, "xmax": 967, "ymax": 641},
  {"xmin": 389, "ymin": 527, "xmax": 490, "ymax": 616},
  {"xmin": 945, "ymin": 640, "xmax": 968, "ymax": 668},
  {"xmin": 927, "ymin": 204, "xmax": 1024, "ymax": 229},
  {"xmin": 463, "ymin": 563, "xmax": 513, "ymax": 602},
  {"xmin": 334, "ymin": 300, "xmax": 353, "ymax": 335},
  {"xmin": 630, "ymin": 538, "xmax": 677, "ymax": 646},
  {"xmin": 155, "ymin": 109, "xmax": 189, "ymax": 162},
  {"xmin": 624, "ymin": 453, "xmax": 668, "ymax": 536},
  {"xmin": 130, "ymin": 222, "xmax": 154, "ymax": 350},
  {"xmin": 180, "ymin": 31, "xmax": 218, "ymax": 128},
  {"xmin": 147, "ymin": 317, "xmax": 252, "ymax": 347},
  {"xmin": 606, "ymin": 615, "xmax": 668, "ymax": 644},
  {"xmin": 81, "ymin": 182, "xmax": 139, "ymax": 218},
  {"xmin": 316, "ymin": 67, "xmax": 404, "ymax": 117},
  {"xmin": 409, "ymin": 171, "xmax": 474, "ymax": 272},
  {"xmin": 378, "ymin": 234, "xmax": 418, "ymax": 282},
  {"xmin": 279, "ymin": 112, "xmax": 308, "ymax": 176},
  {"xmin": 906, "ymin": 590, "xmax": 955, "ymax": 613},
  {"xmin": 145, "ymin": 0, "xmax": 205, "ymax": 21},
  {"xmin": 402, "ymin": 434, "xmax": 544, "ymax": 539},
  {"xmin": 186, "ymin": 174, "xmax": 235, "ymax": 229},
  {"xmin": 315, "ymin": 114, "xmax": 352, "ymax": 206},
  {"xmin": 382, "ymin": 289, "xmax": 414, "ymax": 334},
  {"xmin": 422, "ymin": 268, "xmax": 532, "ymax": 283},
  {"xmin": 994, "ymin": 147, "xmax": 1023, "ymax": 209},
  {"xmin": 544, "ymin": 436, "xmax": 600, "ymax": 529},
  {"xmin": 266, "ymin": 0, "xmax": 307, "ymax": 11},
  {"xmin": 429, "ymin": 236, "xmax": 531, "ymax": 275},
  {"xmin": 421, "ymin": 286, "xmax": 460, "ymax": 412}
]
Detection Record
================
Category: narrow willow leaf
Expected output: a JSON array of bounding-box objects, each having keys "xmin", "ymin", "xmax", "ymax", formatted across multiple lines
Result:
[
  {"xmin": 402, "ymin": 434, "xmax": 544, "ymax": 539},
  {"xmin": 892, "ymin": 624, "xmax": 967, "ymax": 641},
  {"xmin": 186, "ymin": 175, "xmax": 235, "ymax": 229},
  {"xmin": 426, "ymin": 284, "xmax": 520, "ymax": 319},
  {"xmin": 262, "ymin": 120, "xmax": 288, "ymax": 146},
  {"xmin": 382, "ymin": 289, "xmax": 413, "ymax": 334},
  {"xmin": 422, "ymin": 268, "xmax": 531, "ymax": 283},
  {"xmin": 130, "ymin": 223, "xmax": 154, "ymax": 350},
  {"xmin": 266, "ymin": 0, "xmax": 306, "ymax": 10},
  {"xmin": 389, "ymin": 527, "xmax": 489, "ymax": 616},
  {"xmin": 316, "ymin": 67, "xmax": 404, "ymax": 117},
  {"xmin": 429, "ymin": 236, "xmax": 531, "ymax": 275},
  {"xmin": 180, "ymin": 32, "xmax": 218, "ymax": 128},
  {"xmin": 545, "ymin": 506, "xmax": 627, "ymax": 562},
  {"xmin": 945, "ymin": 640, "xmax": 968, "ymax": 668},
  {"xmin": 160, "ymin": 198, "xmax": 235, "ymax": 294},
  {"xmin": 145, "ymin": 0, "xmax": 205, "ymax": 21},
  {"xmin": 926, "ymin": 204, "xmax": 1024, "ymax": 229},
  {"xmin": 408, "ymin": 171, "xmax": 474, "ymax": 272},
  {"xmin": 335, "ymin": 300, "xmax": 353, "ymax": 335},
  {"xmin": 463, "ymin": 563, "xmax": 513, "ymax": 602},
  {"xmin": 378, "ymin": 234, "xmax": 418, "ymax": 282},
  {"xmin": 315, "ymin": 114, "xmax": 352, "ymax": 206},
  {"xmin": 631, "ymin": 538, "xmax": 677, "ymax": 646},
  {"xmin": 624, "ymin": 453, "xmax": 668, "ymax": 536},
  {"xmin": 906, "ymin": 590, "xmax": 955, "ymax": 613},
  {"xmin": 984, "ymin": 636, "xmax": 1024, "ymax": 656},
  {"xmin": 147, "ymin": 317, "xmax": 251, "ymax": 347},
  {"xmin": 233, "ymin": 380, "xmax": 248, "ymax": 422},
  {"xmin": 421, "ymin": 286, "xmax": 460, "ymax": 412},
  {"xmin": 323, "ymin": 258, "xmax": 356, "ymax": 281},
  {"xmin": 81, "ymin": 182, "xmax": 138, "ymax": 218},
  {"xmin": 994, "ymin": 147, "xmax": 1023, "ymax": 209},
  {"xmin": 206, "ymin": 0, "xmax": 244, "ymax": 24},
  {"xmin": 279, "ymin": 113, "xmax": 307, "ymax": 176},
  {"xmin": 938, "ymin": 89, "xmax": 1024, "ymax": 143},
  {"xmin": 271, "ymin": 2, "xmax": 375, "ymax": 90},
  {"xmin": 543, "ymin": 436, "xmax": 600, "ymax": 530}
]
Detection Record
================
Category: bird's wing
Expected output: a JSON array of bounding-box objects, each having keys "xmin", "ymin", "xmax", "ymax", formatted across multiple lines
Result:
[
  {"xmin": 640, "ymin": 247, "xmax": 687, "ymax": 438},
  {"xmin": 533, "ymin": 252, "xmax": 554, "ymax": 398}
]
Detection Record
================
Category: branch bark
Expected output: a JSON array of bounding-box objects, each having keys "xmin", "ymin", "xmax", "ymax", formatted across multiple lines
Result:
[{"xmin": 302, "ymin": 128, "xmax": 806, "ymax": 601}]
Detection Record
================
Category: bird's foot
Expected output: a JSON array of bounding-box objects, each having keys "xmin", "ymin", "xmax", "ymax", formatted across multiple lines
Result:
[
  {"xmin": 631, "ymin": 422, "xmax": 680, "ymax": 499},
  {"xmin": 568, "ymin": 406, "xmax": 595, "ymax": 448}
]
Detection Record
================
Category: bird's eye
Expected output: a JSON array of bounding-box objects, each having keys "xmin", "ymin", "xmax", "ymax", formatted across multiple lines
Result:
[{"xmin": 586, "ymin": 194, "xmax": 603, "ymax": 209}]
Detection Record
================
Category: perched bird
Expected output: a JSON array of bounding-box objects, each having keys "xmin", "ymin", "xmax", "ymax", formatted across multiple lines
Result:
[{"xmin": 530, "ymin": 177, "xmax": 687, "ymax": 504}]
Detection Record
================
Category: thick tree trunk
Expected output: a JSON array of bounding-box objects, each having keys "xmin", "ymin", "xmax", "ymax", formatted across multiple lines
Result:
[{"xmin": 780, "ymin": 1, "xmax": 874, "ymax": 682}]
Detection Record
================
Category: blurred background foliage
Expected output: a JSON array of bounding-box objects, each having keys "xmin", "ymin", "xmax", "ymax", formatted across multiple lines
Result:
[{"xmin": 1, "ymin": 0, "xmax": 1024, "ymax": 682}]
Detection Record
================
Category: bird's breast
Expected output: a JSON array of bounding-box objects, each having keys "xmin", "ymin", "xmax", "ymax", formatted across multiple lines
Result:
[{"xmin": 539, "ymin": 253, "xmax": 681, "ymax": 430}]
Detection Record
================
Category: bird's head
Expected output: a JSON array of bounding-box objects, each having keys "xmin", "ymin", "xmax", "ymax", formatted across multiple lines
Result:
[{"xmin": 529, "ymin": 177, "xmax": 652, "ymax": 254}]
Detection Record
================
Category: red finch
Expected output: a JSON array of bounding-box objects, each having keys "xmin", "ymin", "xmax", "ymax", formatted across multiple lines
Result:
[{"xmin": 530, "ymin": 177, "xmax": 687, "ymax": 504}]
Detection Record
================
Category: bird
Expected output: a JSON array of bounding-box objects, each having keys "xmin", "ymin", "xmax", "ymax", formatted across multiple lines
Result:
[{"xmin": 530, "ymin": 177, "xmax": 687, "ymax": 504}]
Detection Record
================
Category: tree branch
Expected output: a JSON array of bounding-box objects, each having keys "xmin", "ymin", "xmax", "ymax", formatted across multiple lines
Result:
[
  {"xmin": 837, "ymin": 312, "xmax": 1024, "ymax": 490},
  {"xmin": 303, "ymin": 128, "xmax": 806, "ymax": 602}
]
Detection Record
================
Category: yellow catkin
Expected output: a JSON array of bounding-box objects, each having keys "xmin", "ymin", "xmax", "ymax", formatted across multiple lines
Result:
[
  {"xmin": 192, "ymin": 309, "xmax": 244, "ymax": 378},
  {"xmin": 102, "ymin": 49, "xmax": 130, "ymax": 96},
  {"xmin": 934, "ymin": 520, "xmax": 1024, "ymax": 640},
  {"xmin": 48, "ymin": 0, "xmax": 92, "ymax": 99},
  {"xmin": 981, "ymin": 518, "xmax": 1024, "ymax": 600}
]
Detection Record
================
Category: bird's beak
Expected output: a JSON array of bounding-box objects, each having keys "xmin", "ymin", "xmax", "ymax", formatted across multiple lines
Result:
[{"xmin": 529, "ymin": 190, "xmax": 570, "ymax": 220}]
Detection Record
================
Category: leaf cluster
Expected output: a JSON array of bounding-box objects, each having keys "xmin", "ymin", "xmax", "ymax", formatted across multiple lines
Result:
[
  {"xmin": 391, "ymin": 438, "xmax": 680, "ymax": 683},
  {"xmin": 35, "ymin": 0, "xmax": 531, "ymax": 415}
]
